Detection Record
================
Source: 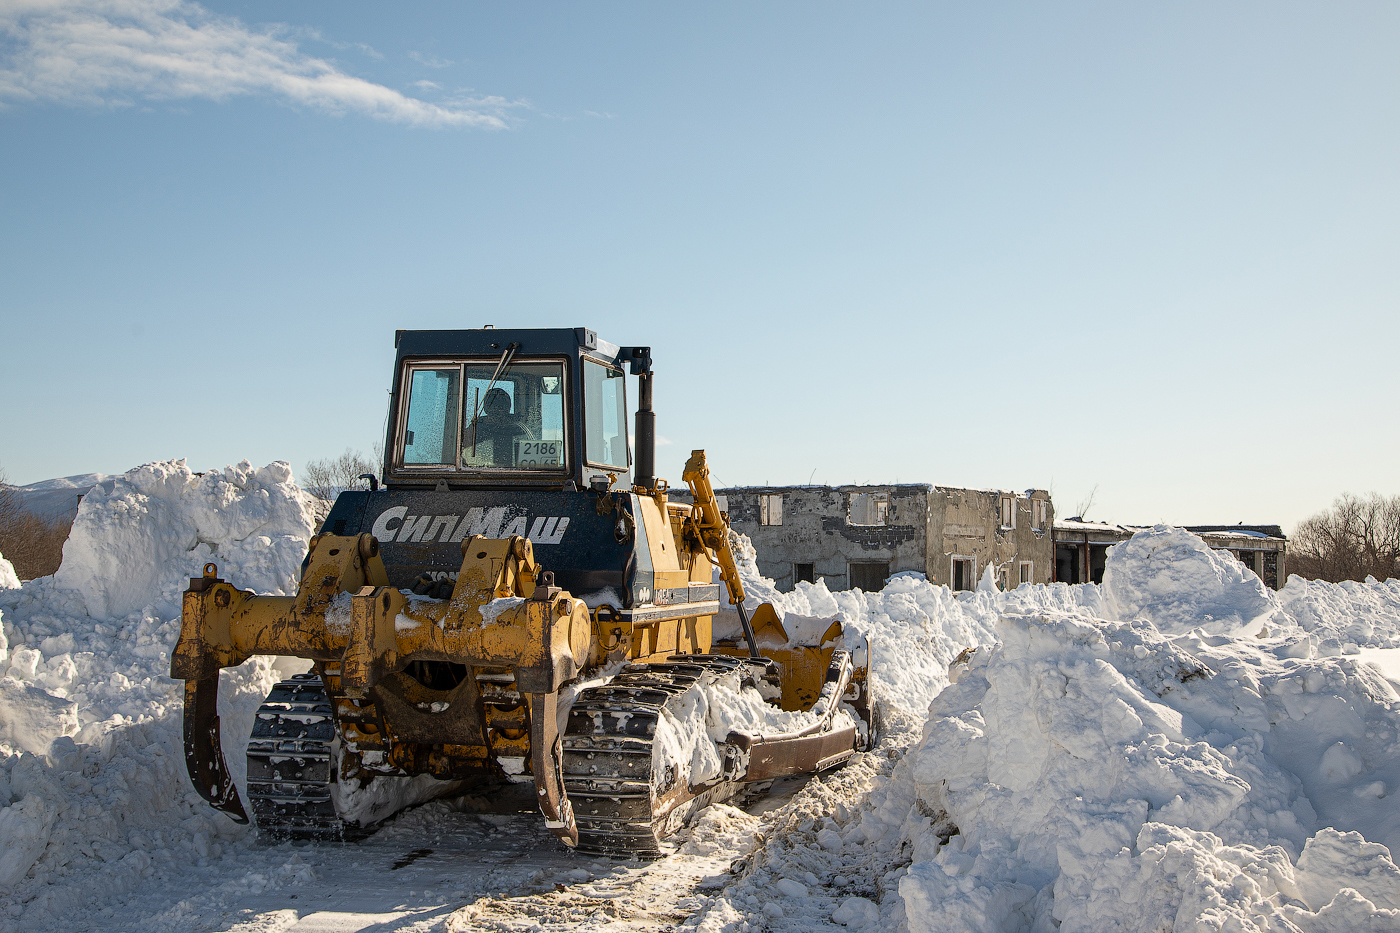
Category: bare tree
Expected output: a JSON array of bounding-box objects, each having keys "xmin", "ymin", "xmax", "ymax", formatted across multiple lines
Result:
[
  {"xmin": 1071, "ymin": 484, "xmax": 1099, "ymax": 522},
  {"xmin": 302, "ymin": 447, "xmax": 381, "ymax": 504},
  {"xmin": 0, "ymin": 468, "xmax": 71, "ymax": 581},
  {"xmin": 1290, "ymin": 493, "xmax": 1400, "ymax": 583}
]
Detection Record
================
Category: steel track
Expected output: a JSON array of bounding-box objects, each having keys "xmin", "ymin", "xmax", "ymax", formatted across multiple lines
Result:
[
  {"xmin": 562, "ymin": 654, "xmax": 764, "ymax": 855},
  {"xmin": 247, "ymin": 657, "xmax": 777, "ymax": 855},
  {"xmin": 245, "ymin": 672, "xmax": 350, "ymax": 840}
]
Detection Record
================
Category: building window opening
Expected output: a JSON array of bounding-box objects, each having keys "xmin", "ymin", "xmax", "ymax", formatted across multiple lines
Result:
[
  {"xmin": 759, "ymin": 494, "xmax": 783, "ymax": 526},
  {"xmin": 794, "ymin": 562, "xmax": 815, "ymax": 585},
  {"xmin": 1032, "ymin": 499, "xmax": 1048, "ymax": 530},
  {"xmin": 1019, "ymin": 561, "xmax": 1033, "ymax": 586},
  {"xmin": 1089, "ymin": 545, "xmax": 1109, "ymax": 585},
  {"xmin": 951, "ymin": 557, "xmax": 975, "ymax": 592},
  {"xmin": 849, "ymin": 493, "xmax": 889, "ymax": 526},
  {"xmin": 997, "ymin": 566, "xmax": 1009, "ymax": 590},
  {"xmin": 999, "ymin": 495, "xmax": 1016, "ymax": 530},
  {"xmin": 848, "ymin": 561, "xmax": 890, "ymax": 593},
  {"xmin": 1055, "ymin": 545, "xmax": 1080, "ymax": 584},
  {"xmin": 1262, "ymin": 550, "xmax": 1279, "ymax": 589}
]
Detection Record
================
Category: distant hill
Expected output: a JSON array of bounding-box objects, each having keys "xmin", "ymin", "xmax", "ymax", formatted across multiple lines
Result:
[{"xmin": 8, "ymin": 472, "xmax": 117, "ymax": 521}]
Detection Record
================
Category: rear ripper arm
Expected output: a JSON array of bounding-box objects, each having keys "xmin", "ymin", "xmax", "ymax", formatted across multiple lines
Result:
[{"xmin": 170, "ymin": 532, "xmax": 590, "ymax": 844}]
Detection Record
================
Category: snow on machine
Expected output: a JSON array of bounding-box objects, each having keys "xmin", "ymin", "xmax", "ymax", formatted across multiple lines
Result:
[{"xmin": 171, "ymin": 326, "xmax": 874, "ymax": 855}]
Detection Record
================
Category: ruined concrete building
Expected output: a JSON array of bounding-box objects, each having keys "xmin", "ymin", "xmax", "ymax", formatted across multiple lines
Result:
[
  {"xmin": 1054, "ymin": 519, "xmax": 1288, "ymax": 589},
  {"xmin": 695, "ymin": 480, "xmax": 1289, "ymax": 594},
  {"xmin": 713, "ymin": 484, "xmax": 1054, "ymax": 593}
]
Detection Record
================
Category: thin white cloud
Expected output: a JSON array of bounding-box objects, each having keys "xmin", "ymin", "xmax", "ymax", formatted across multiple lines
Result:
[
  {"xmin": 412, "ymin": 79, "xmax": 439, "ymax": 91},
  {"xmin": 408, "ymin": 50, "xmax": 452, "ymax": 69},
  {"xmin": 0, "ymin": 0, "xmax": 513, "ymax": 127}
]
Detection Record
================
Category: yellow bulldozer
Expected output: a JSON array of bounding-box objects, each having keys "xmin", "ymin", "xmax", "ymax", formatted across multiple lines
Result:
[{"xmin": 171, "ymin": 327, "xmax": 874, "ymax": 855}]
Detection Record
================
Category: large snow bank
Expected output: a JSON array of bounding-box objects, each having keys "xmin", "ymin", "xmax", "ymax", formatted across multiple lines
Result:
[
  {"xmin": 1100, "ymin": 524, "xmax": 1279, "ymax": 635},
  {"xmin": 0, "ymin": 552, "xmax": 18, "ymax": 589},
  {"xmin": 706, "ymin": 527, "xmax": 1400, "ymax": 932},
  {"xmin": 0, "ymin": 459, "xmax": 316, "ymax": 928},
  {"xmin": 896, "ymin": 613, "xmax": 1400, "ymax": 932},
  {"xmin": 1278, "ymin": 575, "xmax": 1400, "ymax": 652},
  {"xmin": 1094, "ymin": 525, "xmax": 1400, "ymax": 649},
  {"xmin": 732, "ymin": 524, "xmax": 1400, "ymax": 692},
  {"xmin": 53, "ymin": 459, "xmax": 317, "ymax": 621}
]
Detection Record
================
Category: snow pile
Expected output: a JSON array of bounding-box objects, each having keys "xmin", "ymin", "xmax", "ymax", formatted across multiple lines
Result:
[
  {"xmin": 53, "ymin": 458, "xmax": 317, "ymax": 621},
  {"xmin": 653, "ymin": 669, "xmax": 857, "ymax": 790},
  {"xmin": 895, "ymin": 612, "xmax": 1400, "ymax": 932},
  {"xmin": 0, "ymin": 459, "xmax": 317, "ymax": 929},
  {"xmin": 687, "ymin": 526, "xmax": 1400, "ymax": 933},
  {"xmin": 1099, "ymin": 524, "xmax": 1279, "ymax": 635},
  {"xmin": 0, "ymin": 552, "xmax": 18, "ymax": 589},
  {"xmin": 732, "ymin": 524, "xmax": 1400, "ymax": 697},
  {"xmin": 1088, "ymin": 525, "xmax": 1400, "ymax": 649},
  {"xmin": 1278, "ymin": 575, "xmax": 1400, "ymax": 652}
]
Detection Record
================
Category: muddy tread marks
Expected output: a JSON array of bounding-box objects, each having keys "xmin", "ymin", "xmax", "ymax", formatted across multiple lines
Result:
[
  {"xmin": 245, "ymin": 672, "xmax": 349, "ymax": 840},
  {"xmin": 562, "ymin": 654, "xmax": 753, "ymax": 856}
]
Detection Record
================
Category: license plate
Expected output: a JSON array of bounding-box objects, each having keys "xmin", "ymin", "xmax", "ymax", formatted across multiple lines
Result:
[{"xmin": 516, "ymin": 439, "xmax": 562, "ymax": 466}]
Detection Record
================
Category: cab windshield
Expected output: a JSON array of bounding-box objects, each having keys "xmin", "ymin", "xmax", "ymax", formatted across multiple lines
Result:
[
  {"xmin": 460, "ymin": 361, "xmax": 566, "ymax": 470},
  {"xmin": 399, "ymin": 360, "xmax": 566, "ymax": 471}
]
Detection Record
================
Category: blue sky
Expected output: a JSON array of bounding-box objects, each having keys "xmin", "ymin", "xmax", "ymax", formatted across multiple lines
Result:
[{"xmin": 2, "ymin": 1, "xmax": 1397, "ymax": 530}]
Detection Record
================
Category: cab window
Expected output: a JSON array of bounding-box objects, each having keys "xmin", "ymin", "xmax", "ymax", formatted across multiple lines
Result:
[
  {"xmin": 461, "ymin": 361, "xmax": 566, "ymax": 471},
  {"xmin": 583, "ymin": 359, "xmax": 629, "ymax": 469},
  {"xmin": 401, "ymin": 367, "xmax": 460, "ymax": 465}
]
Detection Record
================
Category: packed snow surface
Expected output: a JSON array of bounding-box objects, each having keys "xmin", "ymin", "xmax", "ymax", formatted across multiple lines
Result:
[{"xmin": 0, "ymin": 553, "xmax": 17, "ymax": 590}]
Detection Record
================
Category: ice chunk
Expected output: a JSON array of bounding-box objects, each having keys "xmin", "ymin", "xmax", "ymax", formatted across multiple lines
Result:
[
  {"xmin": 0, "ymin": 794, "xmax": 56, "ymax": 887},
  {"xmin": 0, "ymin": 677, "xmax": 78, "ymax": 755},
  {"xmin": 832, "ymin": 896, "xmax": 878, "ymax": 926},
  {"xmin": 776, "ymin": 878, "xmax": 807, "ymax": 897},
  {"xmin": 1295, "ymin": 827, "xmax": 1400, "ymax": 910}
]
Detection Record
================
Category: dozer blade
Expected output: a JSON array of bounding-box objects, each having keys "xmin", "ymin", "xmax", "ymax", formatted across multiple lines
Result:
[{"xmin": 711, "ymin": 602, "xmax": 878, "ymax": 750}]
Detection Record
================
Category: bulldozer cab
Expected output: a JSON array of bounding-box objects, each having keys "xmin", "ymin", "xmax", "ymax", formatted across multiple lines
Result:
[
  {"xmin": 322, "ymin": 327, "xmax": 659, "ymax": 603},
  {"xmin": 384, "ymin": 327, "xmax": 648, "ymax": 491}
]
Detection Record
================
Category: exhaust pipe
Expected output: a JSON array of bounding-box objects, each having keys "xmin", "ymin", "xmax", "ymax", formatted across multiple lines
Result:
[{"xmin": 635, "ymin": 371, "xmax": 655, "ymax": 490}]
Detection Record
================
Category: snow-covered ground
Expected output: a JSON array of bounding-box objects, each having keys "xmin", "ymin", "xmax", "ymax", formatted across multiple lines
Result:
[{"xmin": 3, "ymin": 462, "xmax": 1400, "ymax": 931}]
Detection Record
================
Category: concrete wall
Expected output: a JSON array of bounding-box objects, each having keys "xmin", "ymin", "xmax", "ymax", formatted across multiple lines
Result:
[
  {"xmin": 718, "ymin": 484, "xmax": 1053, "ymax": 592},
  {"xmin": 926, "ymin": 487, "xmax": 1055, "ymax": 588},
  {"xmin": 720, "ymin": 484, "xmax": 931, "ymax": 592}
]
